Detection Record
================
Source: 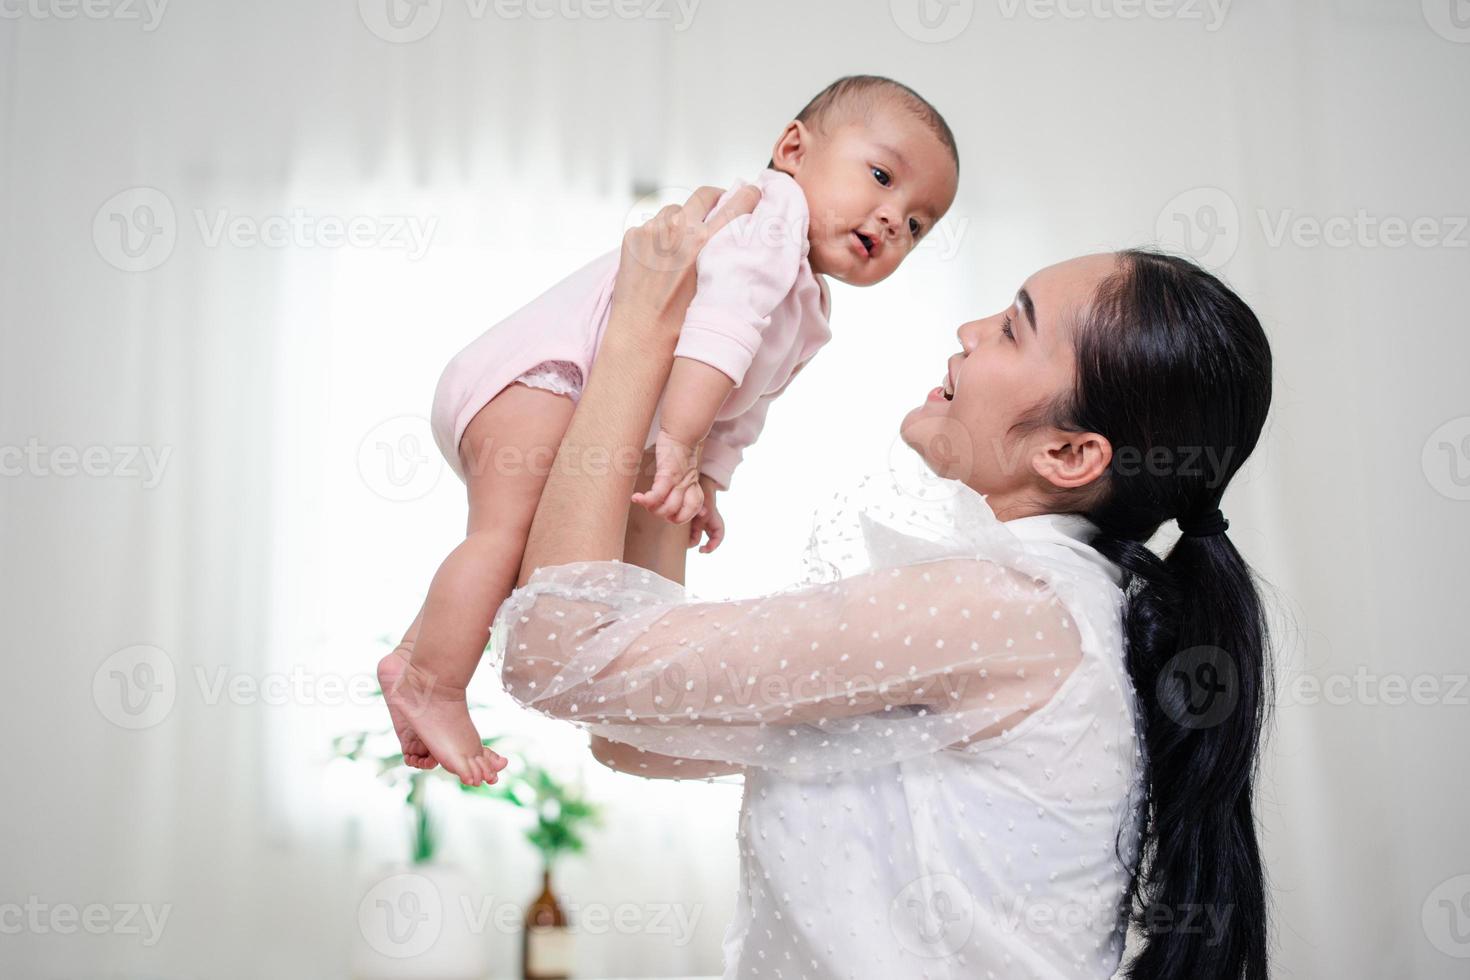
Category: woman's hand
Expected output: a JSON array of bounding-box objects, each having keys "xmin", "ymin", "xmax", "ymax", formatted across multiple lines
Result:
[
  {"xmin": 515, "ymin": 185, "xmax": 758, "ymax": 588},
  {"xmin": 610, "ymin": 184, "xmax": 762, "ymax": 344}
]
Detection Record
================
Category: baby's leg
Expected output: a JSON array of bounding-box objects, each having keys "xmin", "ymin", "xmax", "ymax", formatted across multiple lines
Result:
[{"xmin": 379, "ymin": 383, "xmax": 576, "ymax": 784}]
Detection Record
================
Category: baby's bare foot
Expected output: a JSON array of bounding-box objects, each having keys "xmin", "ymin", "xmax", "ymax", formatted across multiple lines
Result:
[
  {"xmin": 378, "ymin": 650, "xmax": 506, "ymax": 786},
  {"xmin": 378, "ymin": 649, "xmax": 437, "ymax": 770}
]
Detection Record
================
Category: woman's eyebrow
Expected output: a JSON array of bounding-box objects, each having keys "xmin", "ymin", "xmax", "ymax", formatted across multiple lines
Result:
[{"xmin": 1017, "ymin": 288, "xmax": 1038, "ymax": 336}]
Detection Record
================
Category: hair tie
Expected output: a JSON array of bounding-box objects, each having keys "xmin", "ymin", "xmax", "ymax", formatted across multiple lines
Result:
[{"xmin": 1178, "ymin": 508, "xmax": 1229, "ymax": 538}]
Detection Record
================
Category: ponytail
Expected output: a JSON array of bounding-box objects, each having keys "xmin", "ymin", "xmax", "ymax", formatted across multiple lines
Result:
[
  {"xmin": 1095, "ymin": 529, "xmax": 1271, "ymax": 980},
  {"xmin": 1058, "ymin": 249, "xmax": 1275, "ymax": 978}
]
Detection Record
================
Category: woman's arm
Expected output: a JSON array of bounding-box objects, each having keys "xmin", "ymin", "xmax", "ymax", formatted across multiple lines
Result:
[
  {"xmin": 596, "ymin": 453, "xmax": 745, "ymax": 778},
  {"xmin": 589, "ymin": 734, "xmax": 743, "ymax": 780},
  {"xmin": 493, "ymin": 554, "xmax": 1084, "ymax": 777},
  {"xmin": 496, "ymin": 186, "xmax": 1079, "ymax": 779},
  {"xmin": 515, "ymin": 185, "xmax": 761, "ymax": 588}
]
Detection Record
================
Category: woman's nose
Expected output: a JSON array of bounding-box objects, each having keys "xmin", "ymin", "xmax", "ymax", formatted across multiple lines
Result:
[{"xmin": 956, "ymin": 319, "xmax": 981, "ymax": 352}]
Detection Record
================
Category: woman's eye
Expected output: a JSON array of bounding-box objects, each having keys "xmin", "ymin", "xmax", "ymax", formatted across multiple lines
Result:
[
  {"xmin": 1001, "ymin": 314, "xmax": 1015, "ymax": 341},
  {"xmin": 909, "ymin": 217, "xmax": 922, "ymax": 238},
  {"xmin": 872, "ymin": 167, "xmax": 892, "ymax": 187}
]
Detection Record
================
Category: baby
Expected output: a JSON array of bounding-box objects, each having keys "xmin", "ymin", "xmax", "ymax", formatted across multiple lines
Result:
[{"xmin": 380, "ymin": 75, "xmax": 960, "ymax": 785}]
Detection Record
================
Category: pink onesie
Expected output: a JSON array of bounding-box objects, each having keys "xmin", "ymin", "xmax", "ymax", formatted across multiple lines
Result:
[{"xmin": 430, "ymin": 168, "xmax": 832, "ymax": 491}]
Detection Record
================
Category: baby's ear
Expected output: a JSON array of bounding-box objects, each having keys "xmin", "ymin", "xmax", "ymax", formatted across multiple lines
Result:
[{"xmin": 770, "ymin": 120, "xmax": 810, "ymax": 173}]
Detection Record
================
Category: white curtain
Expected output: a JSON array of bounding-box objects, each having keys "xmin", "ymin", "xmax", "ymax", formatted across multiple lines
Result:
[{"xmin": 3, "ymin": 2, "xmax": 1467, "ymax": 977}]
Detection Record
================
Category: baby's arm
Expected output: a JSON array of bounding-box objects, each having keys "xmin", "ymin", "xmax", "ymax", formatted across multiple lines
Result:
[
  {"xmin": 698, "ymin": 358, "xmax": 808, "ymax": 493},
  {"xmin": 661, "ymin": 357, "xmax": 736, "ymax": 448},
  {"xmin": 629, "ymin": 357, "xmax": 734, "ymax": 524},
  {"xmin": 631, "ymin": 175, "xmax": 806, "ymax": 524}
]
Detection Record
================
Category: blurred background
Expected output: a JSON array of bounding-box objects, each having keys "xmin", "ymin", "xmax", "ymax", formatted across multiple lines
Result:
[{"xmin": 2, "ymin": 1, "xmax": 1468, "ymax": 977}]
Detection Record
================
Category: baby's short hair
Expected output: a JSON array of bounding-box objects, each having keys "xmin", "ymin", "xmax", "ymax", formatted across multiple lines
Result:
[{"xmin": 782, "ymin": 74, "xmax": 959, "ymax": 174}]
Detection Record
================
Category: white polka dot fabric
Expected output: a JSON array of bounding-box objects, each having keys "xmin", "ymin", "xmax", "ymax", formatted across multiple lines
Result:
[{"xmin": 492, "ymin": 476, "xmax": 1146, "ymax": 978}]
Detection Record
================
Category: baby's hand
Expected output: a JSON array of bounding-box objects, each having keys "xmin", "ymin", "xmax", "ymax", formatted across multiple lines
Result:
[
  {"xmin": 688, "ymin": 475, "xmax": 726, "ymax": 554},
  {"xmin": 631, "ymin": 430, "xmax": 704, "ymax": 525}
]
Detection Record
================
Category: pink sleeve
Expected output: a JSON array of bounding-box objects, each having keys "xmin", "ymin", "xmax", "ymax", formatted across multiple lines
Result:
[
  {"xmin": 698, "ymin": 361, "xmax": 807, "ymax": 491},
  {"xmin": 672, "ymin": 177, "xmax": 807, "ymax": 388}
]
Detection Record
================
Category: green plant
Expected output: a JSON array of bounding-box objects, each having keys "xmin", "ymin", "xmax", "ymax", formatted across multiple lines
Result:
[
  {"xmin": 461, "ymin": 748, "xmax": 603, "ymax": 870},
  {"xmin": 329, "ymin": 721, "xmax": 484, "ymax": 864},
  {"xmin": 330, "ymin": 650, "xmax": 601, "ymax": 869}
]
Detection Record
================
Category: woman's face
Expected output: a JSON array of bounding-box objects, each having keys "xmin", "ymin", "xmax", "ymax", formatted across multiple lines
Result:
[{"xmin": 900, "ymin": 253, "xmax": 1119, "ymax": 513}]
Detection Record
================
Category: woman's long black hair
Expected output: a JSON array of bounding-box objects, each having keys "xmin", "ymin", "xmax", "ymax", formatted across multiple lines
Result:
[{"xmin": 1060, "ymin": 250, "xmax": 1274, "ymax": 979}]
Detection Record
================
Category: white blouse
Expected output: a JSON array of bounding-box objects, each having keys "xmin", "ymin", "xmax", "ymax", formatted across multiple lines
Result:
[{"xmin": 492, "ymin": 476, "xmax": 1146, "ymax": 979}]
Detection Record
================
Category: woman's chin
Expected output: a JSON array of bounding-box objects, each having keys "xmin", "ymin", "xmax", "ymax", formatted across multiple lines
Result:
[
  {"xmin": 899, "ymin": 407, "xmax": 973, "ymax": 483},
  {"xmin": 901, "ymin": 395, "xmax": 944, "ymax": 432}
]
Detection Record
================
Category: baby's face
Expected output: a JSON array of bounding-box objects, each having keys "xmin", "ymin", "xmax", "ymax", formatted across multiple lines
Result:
[{"xmin": 784, "ymin": 109, "xmax": 958, "ymax": 287}]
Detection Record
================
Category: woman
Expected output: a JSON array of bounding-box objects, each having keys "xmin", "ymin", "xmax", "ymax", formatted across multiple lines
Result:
[{"xmin": 490, "ymin": 187, "xmax": 1273, "ymax": 979}]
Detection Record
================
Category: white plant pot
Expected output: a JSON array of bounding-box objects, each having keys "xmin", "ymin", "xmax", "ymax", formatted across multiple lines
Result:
[{"xmin": 351, "ymin": 862, "xmax": 492, "ymax": 980}]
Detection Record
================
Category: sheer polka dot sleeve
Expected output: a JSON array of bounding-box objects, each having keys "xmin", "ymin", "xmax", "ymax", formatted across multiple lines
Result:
[{"xmin": 489, "ymin": 555, "xmax": 1084, "ymax": 778}]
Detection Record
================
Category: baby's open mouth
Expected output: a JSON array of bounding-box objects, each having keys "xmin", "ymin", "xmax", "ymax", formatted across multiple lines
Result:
[{"xmin": 854, "ymin": 231, "xmax": 875, "ymax": 257}]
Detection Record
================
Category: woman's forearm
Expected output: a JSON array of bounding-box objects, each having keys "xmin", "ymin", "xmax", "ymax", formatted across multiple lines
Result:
[
  {"xmin": 589, "ymin": 734, "xmax": 743, "ymax": 779},
  {"xmin": 514, "ymin": 185, "xmax": 760, "ymax": 589},
  {"xmin": 517, "ymin": 327, "xmax": 677, "ymax": 587}
]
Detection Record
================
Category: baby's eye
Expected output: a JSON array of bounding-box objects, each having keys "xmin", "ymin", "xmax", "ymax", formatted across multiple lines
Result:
[
  {"xmin": 872, "ymin": 167, "xmax": 892, "ymax": 187},
  {"xmin": 909, "ymin": 217, "xmax": 922, "ymax": 238}
]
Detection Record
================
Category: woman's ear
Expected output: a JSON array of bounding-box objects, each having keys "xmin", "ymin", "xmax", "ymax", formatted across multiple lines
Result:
[
  {"xmin": 1033, "ymin": 429, "xmax": 1112, "ymax": 490},
  {"xmin": 770, "ymin": 121, "xmax": 810, "ymax": 174}
]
